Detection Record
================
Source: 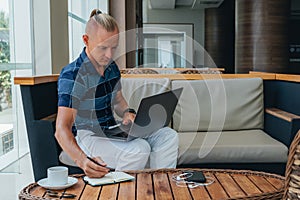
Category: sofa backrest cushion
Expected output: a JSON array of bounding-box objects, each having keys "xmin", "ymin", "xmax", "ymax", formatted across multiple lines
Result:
[
  {"xmin": 172, "ymin": 78, "xmax": 264, "ymax": 132},
  {"xmin": 119, "ymin": 78, "xmax": 171, "ymax": 117}
]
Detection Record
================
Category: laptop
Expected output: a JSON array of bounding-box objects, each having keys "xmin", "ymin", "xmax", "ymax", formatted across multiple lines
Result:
[{"xmin": 103, "ymin": 88, "xmax": 183, "ymax": 142}]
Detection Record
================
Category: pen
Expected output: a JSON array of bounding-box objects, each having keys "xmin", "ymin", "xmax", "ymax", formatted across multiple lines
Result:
[
  {"xmin": 87, "ymin": 156, "xmax": 115, "ymax": 172},
  {"xmin": 108, "ymin": 123, "xmax": 121, "ymax": 130}
]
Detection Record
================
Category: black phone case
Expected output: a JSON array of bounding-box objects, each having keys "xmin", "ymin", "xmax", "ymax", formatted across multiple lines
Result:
[{"xmin": 186, "ymin": 171, "xmax": 206, "ymax": 183}]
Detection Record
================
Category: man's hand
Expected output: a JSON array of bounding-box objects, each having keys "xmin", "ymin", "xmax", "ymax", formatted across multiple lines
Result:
[
  {"xmin": 122, "ymin": 112, "xmax": 135, "ymax": 125},
  {"xmin": 81, "ymin": 156, "xmax": 110, "ymax": 178}
]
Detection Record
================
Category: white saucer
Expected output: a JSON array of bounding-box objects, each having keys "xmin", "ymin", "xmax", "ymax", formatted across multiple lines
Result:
[{"xmin": 37, "ymin": 177, "xmax": 78, "ymax": 190}]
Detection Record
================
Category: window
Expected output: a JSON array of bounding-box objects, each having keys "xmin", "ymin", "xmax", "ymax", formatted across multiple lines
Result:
[
  {"xmin": 143, "ymin": 23, "xmax": 194, "ymax": 68},
  {"xmin": 1, "ymin": 128, "xmax": 13, "ymax": 155},
  {"xmin": 0, "ymin": 0, "xmax": 109, "ymax": 172},
  {"xmin": 68, "ymin": 0, "xmax": 108, "ymax": 61},
  {"xmin": 0, "ymin": 0, "xmax": 33, "ymax": 171},
  {"xmin": 0, "ymin": 0, "xmax": 14, "ymax": 170},
  {"xmin": 144, "ymin": 33, "xmax": 185, "ymax": 68}
]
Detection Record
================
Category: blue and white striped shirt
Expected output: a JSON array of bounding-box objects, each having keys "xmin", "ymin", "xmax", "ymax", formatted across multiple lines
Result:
[{"xmin": 58, "ymin": 48, "xmax": 121, "ymax": 133}]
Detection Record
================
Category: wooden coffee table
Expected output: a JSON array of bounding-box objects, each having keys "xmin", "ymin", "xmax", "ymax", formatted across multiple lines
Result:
[{"xmin": 19, "ymin": 168, "xmax": 284, "ymax": 200}]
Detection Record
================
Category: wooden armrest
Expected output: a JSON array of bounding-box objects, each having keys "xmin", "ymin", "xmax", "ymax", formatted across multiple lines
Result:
[
  {"xmin": 40, "ymin": 113, "xmax": 57, "ymax": 122},
  {"xmin": 265, "ymin": 108, "xmax": 300, "ymax": 122}
]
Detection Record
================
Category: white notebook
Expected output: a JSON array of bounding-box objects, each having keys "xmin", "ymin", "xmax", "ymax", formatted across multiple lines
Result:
[{"xmin": 83, "ymin": 172, "xmax": 135, "ymax": 186}]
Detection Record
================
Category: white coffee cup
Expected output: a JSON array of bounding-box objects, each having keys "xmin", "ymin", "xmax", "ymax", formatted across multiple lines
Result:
[{"xmin": 47, "ymin": 166, "xmax": 68, "ymax": 186}]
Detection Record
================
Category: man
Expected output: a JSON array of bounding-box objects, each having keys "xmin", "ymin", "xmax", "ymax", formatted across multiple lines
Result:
[{"xmin": 55, "ymin": 9, "xmax": 178, "ymax": 178}]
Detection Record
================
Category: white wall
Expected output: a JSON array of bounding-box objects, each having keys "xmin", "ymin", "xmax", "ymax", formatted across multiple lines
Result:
[{"xmin": 31, "ymin": 0, "xmax": 52, "ymax": 75}]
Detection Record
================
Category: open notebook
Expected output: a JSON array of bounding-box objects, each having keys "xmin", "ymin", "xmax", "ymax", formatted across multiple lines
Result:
[{"xmin": 83, "ymin": 172, "xmax": 135, "ymax": 186}]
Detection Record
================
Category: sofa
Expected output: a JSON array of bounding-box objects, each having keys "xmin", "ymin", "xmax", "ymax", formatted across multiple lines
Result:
[
  {"xmin": 15, "ymin": 73, "xmax": 300, "ymax": 181},
  {"xmin": 120, "ymin": 77, "xmax": 288, "ymax": 175}
]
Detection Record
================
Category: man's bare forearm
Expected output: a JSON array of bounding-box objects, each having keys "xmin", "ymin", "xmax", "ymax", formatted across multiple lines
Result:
[{"xmin": 113, "ymin": 91, "xmax": 129, "ymax": 117}]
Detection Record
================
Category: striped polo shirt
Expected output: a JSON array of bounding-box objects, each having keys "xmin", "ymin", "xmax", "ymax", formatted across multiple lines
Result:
[{"xmin": 58, "ymin": 48, "xmax": 121, "ymax": 133}]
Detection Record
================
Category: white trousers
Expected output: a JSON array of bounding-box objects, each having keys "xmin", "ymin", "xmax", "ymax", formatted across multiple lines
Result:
[{"xmin": 60, "ymin": 127, "xmax": 179, "ymax": 170}]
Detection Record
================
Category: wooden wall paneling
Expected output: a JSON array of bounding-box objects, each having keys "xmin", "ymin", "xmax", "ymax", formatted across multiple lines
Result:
[
  {"xmin": 110, "ymin": 0, "xmax": 137, "ymax": 69},
  {"xmin": 235, "ymin": 0, "xmax": 290, "ymax": 73},
  {"xmin": 205, "ymin": 0, "xmax": 235, "ymax": 73}
]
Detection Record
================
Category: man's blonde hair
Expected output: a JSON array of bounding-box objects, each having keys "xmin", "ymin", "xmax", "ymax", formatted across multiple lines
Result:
[{"xmin": 86, "ymin": 9, "xmax": 119, "ymax": 33}]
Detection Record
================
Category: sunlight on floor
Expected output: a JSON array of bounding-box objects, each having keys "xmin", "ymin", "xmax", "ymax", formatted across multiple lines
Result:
[{"xmin": 0, "ymin": 153, "xmax": 34, "ymax": 200}]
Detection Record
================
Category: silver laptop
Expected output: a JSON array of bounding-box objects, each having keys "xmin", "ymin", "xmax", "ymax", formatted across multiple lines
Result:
[{"xmin": 103, "ymin": 88, "xmax": 183, "ymax": 142}]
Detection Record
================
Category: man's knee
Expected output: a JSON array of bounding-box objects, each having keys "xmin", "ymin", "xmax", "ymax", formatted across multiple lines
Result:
[
  {"xmin": 162, "ymin": 127, "xmax": 179, "ymax": 144},
  {"xmin": 127, "ymin": 139, "xmax": 151, "ymax": 155},
  {"xmin": 149, "ymin": 127, "xmax": 178, "ymax": 152}
]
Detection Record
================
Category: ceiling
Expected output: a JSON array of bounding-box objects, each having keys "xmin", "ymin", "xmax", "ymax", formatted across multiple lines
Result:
[{"xmin": 149, "ymin": 0, "xmax": 224, "ymax": 9}]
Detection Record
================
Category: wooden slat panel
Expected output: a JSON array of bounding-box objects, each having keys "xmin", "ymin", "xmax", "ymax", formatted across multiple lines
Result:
[
  {"xmin": 247, "ymin": 175, "xmax": 276, "ymax": 193},
  {"xmin": 153, "ymin": 173, "xmax": 173, "ymax": 200},
  {"xmin": 236, "ymin": 0, "xmax": 290, "ymax": 73},
  {"xmin": 204, "ymin": 174, "xmax": 228, "ymax": 199},
  {"xmin": 188, "ymin": 172, "xmax": 211, "ymax": 200},
  {"xmin": 215, "ymin": 172, "xmax": 246, "ymax": 198},
  {"xmin": 30, "ymin": 186, "xmax": 46, "ymax": 198},
  {"xmin": 265, "ymin": 108, "xmax": 300, "ymax": 122},
  {"xmin": 205, "ymin": 0, "xmax": 235, "ymax": 73},
  {"xmin": 136, "ymin": 173, "xmax": 154, "ymax": 200},
  {"xmin": 99, "ymin": 183, "xmax": 119, "ymax": 200},
  {"xmin": 189, "ymin": 186, "xmax": 211, "ymax": 200},
  {"xmin": 80, "ymin": 184, "xmax": 101, "ymax": 200},
  {"xmin": 44, "ymin": 189, "xmax": 65, "ymax": 199},
  {"xmin": 167, "ymin": 172, "xmax": 192, "ymax": 200},
  {"xmin": 231, "ymin": 174, "xmax": 261, "ymax": 195},
  {"xmin": 65, "ymin": 177, "xmax": 85, "ymax": 200},
  {"xmin": 266, "ymin": 177, "xmax": 284, "ymax": 190},
  {"xmin": 118, "ymin": 174, "xmax": 136, "ymax": 200}
]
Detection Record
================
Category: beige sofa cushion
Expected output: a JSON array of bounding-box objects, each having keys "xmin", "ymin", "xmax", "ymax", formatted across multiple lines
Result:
[
  {"xmin": 172, "ymin": 78, "xmax": 264, "ymax": 132},
  {"xmin": 178, "ymin": 129, "xmax": 288, "ymax": 165},
  {"xmin": 120, "ymin": 78, "xmax": 171, "ymax": 111}
]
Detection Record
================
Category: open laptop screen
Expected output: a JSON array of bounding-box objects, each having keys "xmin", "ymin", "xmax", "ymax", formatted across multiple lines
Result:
[{"xmin": 103, "ymin": 87, "xmax": 183, "ymax": 140}]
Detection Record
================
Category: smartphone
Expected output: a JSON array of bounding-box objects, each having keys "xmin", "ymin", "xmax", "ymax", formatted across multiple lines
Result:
[{"xmin": 186, "ymin": 171, "xmax": 206, "ymax": 183}]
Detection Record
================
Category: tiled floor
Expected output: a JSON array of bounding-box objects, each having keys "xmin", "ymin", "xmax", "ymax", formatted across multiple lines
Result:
[{"xmin": 0, "ymin": 153, "xmax": 34, "ymax": 200}]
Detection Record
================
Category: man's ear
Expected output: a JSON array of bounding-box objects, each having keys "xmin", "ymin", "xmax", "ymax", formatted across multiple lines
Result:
[{"xmin": 82, "ymin": 34, "xmax": 89, "ymax": 45}]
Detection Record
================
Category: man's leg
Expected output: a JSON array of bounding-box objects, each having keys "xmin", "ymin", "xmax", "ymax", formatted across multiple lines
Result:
[
  {"xmin": 145, "ymin": 127, "xmax": 179, "ymax": 168},
  {"xmin": 74, "ymin": 130, "xmax": 151, "ymax": 170}
]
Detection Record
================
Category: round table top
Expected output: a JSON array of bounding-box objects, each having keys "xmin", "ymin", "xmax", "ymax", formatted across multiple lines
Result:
[{"xmin": 19, "ymin": 168, "xmax": 285, "ymax": 200}]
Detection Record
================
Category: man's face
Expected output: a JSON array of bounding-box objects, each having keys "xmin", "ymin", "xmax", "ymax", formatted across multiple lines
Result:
[{"xmin": 86, "ymin": 26, "xmax": 119, "ymax": 67}]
